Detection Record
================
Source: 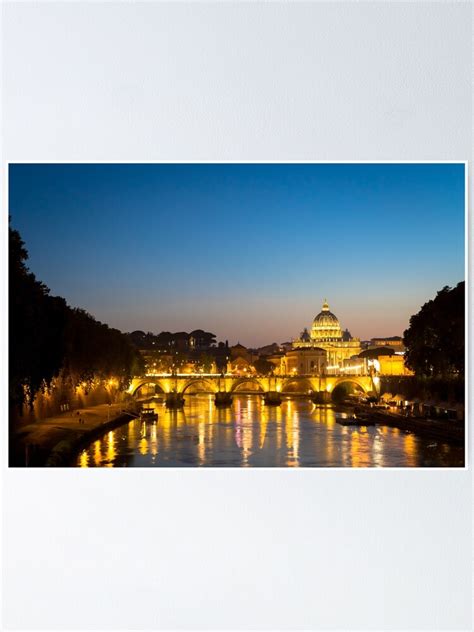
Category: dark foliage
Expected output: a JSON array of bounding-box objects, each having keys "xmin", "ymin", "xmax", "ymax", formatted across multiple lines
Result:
[
  {"xmin": 253, "ymin": 358, "xmax": 274, "ymax": 375},
  {"xmin": 403, "ymin": 282, "xmax": 464, "ymax": 378},
  {"xmin": 9, "ymin": 226, "xmax": 69, "ymax": 409},
  {"xmin": 128, "ymin": 329, "xmax": 216, "ymax": 351},
  {"xmin": 359, "ymin": 347, "xmax": 395, "ymax": 359},
  {"xmin": 9, "ymin": 223, "xmax": 144, "ymax": 411}
]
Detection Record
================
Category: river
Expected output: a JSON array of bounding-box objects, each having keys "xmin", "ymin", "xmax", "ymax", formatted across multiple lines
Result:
[{"xmin": 76, "ymin": 395, "xmax": 464, "ymax": 467}]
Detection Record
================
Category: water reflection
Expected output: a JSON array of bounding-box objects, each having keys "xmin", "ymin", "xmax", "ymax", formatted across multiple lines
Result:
[{"xmin": 77, "ymin": 395, "xmax": 464, "ymax": 468}]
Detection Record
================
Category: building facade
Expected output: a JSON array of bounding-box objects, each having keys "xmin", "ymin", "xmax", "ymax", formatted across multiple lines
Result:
[
  {"xmin": 281, "ymin": 348, "xmax": 326, "ymax": 375},
  {"xmin": 291, "ymin": 300, "xmax": 361, "ymax": 370},
  {"xmin": 369, "ymin": 336, "xmax": 405, "ymax": 352}
]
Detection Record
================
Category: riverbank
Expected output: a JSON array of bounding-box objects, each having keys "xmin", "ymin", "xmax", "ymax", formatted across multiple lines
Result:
[
  {"xmin": 353, "ymin": 404, "xmax": 465, "ymax": 445},
  {"xmin": 10, "ymin": 402, "xmax": 139, "ymax": 466}
]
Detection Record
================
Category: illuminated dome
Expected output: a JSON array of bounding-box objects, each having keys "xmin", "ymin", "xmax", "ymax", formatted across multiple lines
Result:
[{"xmin": 310, "ymin": 300, "xmax": 343, "ymax": 341}]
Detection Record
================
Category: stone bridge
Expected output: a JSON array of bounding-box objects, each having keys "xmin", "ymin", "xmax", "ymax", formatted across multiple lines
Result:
[{"xmin": 129, "ymin": 374, "xmax": 378, "ymax": 399}]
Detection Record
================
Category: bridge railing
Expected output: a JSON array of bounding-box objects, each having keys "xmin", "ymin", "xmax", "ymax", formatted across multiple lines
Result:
[{"xmin": 138, "ymin": 372, "xmax": 372, "ymax": 379}]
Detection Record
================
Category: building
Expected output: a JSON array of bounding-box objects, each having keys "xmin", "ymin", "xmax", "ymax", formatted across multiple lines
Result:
[
  {"xmin": 230, "ymin": 343, "xmax": 250, "ymax": 361},
  {"xmin": 377, "ymin": 354, "xmax": 413, "ymax": 376},
  {"xmin": 291, "ymin": 299, "xmax": 361, "ymax": 370},
  {"xmin": 266, "ymin": 352, "xmax": 286, "ymax": 372},
  {"xmin": 229, "ymin": 356, "xmax": 254, "ymax": 375},
  {"xmin": 281, "ymin": 347, "xmax": 326, "ymax": 375},
  {"xmin": 369, "ymin": 336, "xmax": 405, "ymax": 352},
  {"xmin": 358, "ymin": 346, "xmax": 413, "ymax": 376},
  {"xmin": 359, "ymin": 335, "xmax": 410, "ymax": 375}
]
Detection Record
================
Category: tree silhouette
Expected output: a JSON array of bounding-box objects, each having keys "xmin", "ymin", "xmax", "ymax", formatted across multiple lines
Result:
[
  {"xmin": 403, "ymin": 282, "xmax": 464, "ymax": 378},
  {"xmin": 10, "ymin": 222, "xmax": 144, "ymax": 412},
  {"xmin": 252, "ymin": 358, "xmax": 274, "ymax": 375},
  {"xmin": 9, "ymin": 224, "xmax": 68, "ymax": 408}
]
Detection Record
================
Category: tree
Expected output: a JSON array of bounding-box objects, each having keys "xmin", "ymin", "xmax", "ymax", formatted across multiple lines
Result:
[
  {"xmin": 403, "ymin": 282, "xmax": 464, "ymax": 377},
  {"xmin": 198, "ymin": 353, "xmax": 214, "ymax": 373},
  {"xmin": 252, "ymin": 357, "xmax": 274, "ymax": 375},
  {"xmin": 10, "ymin": 222, "xmax": 145, "ymax": 412},
  {"xmin": 9, "ymin": 224, "xmax": 69, "ymax": 409}
]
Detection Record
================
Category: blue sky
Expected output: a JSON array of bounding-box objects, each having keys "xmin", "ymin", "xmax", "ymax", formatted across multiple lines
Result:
[{"xmin": 9, "ymin": 163, "xmax": 465, "ymax": 346}]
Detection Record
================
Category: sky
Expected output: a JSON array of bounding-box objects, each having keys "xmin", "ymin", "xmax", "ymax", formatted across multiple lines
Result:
[{"xmin": 9, "ymin": 163, "xmax": 465, "ymax": 347}]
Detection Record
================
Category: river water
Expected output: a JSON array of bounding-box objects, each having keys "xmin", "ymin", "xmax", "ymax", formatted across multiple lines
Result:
[{"xmin": 76, "ymin": 395, "xmax": 464, "ymax": 468}]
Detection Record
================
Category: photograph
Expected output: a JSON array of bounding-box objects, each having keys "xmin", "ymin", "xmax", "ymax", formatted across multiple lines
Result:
[
  {"xmin": 9, "ymin": 162, "xmax": 466, "ymax": 468},
  {"xmin": 2, "ymin": 1, "xmax": 472, "ymax": 630}
]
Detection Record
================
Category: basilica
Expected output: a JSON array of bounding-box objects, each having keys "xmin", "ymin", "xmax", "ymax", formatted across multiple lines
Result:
[{"xmin": 281, "ymin": 300, "xmax": 361, "ymax": 374}]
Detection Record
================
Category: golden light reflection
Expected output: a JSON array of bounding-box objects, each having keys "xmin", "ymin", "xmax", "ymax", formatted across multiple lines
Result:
[
  {"xmin": 79, "ymin": 450, "xmax": 89, "ymax": 468},
  {"xmin": 351, "ymin": 430, "xmax": 361, "ymax": 467},
  {"xmin": 285, "ymin": 401, "xmax": 300, "ymax": 467},
  {"xmin": 285, "ymin": 408, "xmax": 293, "ymax": 451},
  {"xmin": 403, "ymin": 433, "xmax": 417, "ymax": 467},
  {"xmin": 198, "ymin": 418, "xmax": 206, "ymax": 464},
  {"xmin": 325, "ymin": 408, "xmax": 336, "ymax": 429},
  {"xmin": 234, "ymin": 397, "xmax": 242, "ymax": 449},
  {"xmin": 75, "ymin": 394, "xmax": 448, "ymax": 468},
  {"xmin": 356, "ymin": 426, "xmax": 371, "ymax": 467},
  {"xmin": 324, "ymin": 409, "xmax": 336, "ymax": 463},
  {"xmin": 150, "ymin": 422, "xmax": 158, "ymax": 456},
  {"xmin": 292, "ymin": 410, "xmax": 300, "ymax": 466},
  {"xmin": 106, "ymin": 430, "xmax": 116, "ymax": 466},
  {"xmin": 207, "ymin": 396, "xmax": 214, "ymax": 447},
  {"xmin": 275, "ymin": 404, "xmax": 283, "ymax": 450},
  {"xmin": 259, "ymin": 405, "xmax": 268, "ymax": 449},
  {"xmin": 128, "ymin": 420, "xmax": 135, "ymax": 448},
  {"xmin": 241, "ymin": 401, "xmax": 253, "ymax": 467},
  {"xmin": 371, "ymin": 432, "xmax": 385, "ymax": 467},
  {"xmin": 93, "ymin": 440, "xmax": 102, "ymax": 466}
]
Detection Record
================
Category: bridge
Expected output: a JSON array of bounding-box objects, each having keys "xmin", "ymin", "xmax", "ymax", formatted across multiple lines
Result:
[{"xmin": 129, "ymin": 373, "xmax": 379, "ymax": 401}]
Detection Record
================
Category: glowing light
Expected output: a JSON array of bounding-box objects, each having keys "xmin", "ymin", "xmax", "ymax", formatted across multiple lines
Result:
[
  {"xmin": 106, "ymin": 431, "xmax": 116, "ymax": 466},
  {"xmin": 93, "ymin": 440, "xmax": 102, "ymax": 466},
  {"xmin": 139, "ymin": 437, "xmax": 148, "ymax": 456}
]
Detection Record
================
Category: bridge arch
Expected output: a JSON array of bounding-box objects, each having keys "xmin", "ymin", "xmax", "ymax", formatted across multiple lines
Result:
[
  {"xmin": 230, "ymin": 377, "xmax": 265, "ymax": 393},
  {"xmin": 329, "ymin": 378, "xmax": 368, "ymax": 402},
  {"xmin": 180, "ymin": 378, "xmax": 218, "ymax": 394},
  {"xmin": 280, "ymin": 377, "xmax": 315, "ymax": 394},
  {"xmin": 332, "ymin": 377, "xmax": 370, "ymax": 392},
  {"xmin": 132, "ymin": 380, "xmax": 166, "ymax": 397}
]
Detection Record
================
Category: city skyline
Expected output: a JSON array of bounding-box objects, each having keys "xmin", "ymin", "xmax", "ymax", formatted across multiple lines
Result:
[{"xmin": 9, "ymin": 162, "xmax": 465, "ymax": 346}]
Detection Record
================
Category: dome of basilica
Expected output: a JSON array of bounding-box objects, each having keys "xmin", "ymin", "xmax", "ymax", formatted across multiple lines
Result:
[{"xmin": 310, "ymin": 300, "xmax": 343, "ymax": 341}]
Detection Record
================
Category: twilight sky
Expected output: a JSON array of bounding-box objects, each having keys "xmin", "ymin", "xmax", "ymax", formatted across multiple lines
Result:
[{"xmin": 9, "ymin": 163, "xmax": 465, "ymax": 347}]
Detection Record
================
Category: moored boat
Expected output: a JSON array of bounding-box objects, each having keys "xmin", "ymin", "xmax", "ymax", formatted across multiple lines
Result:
[
  {"xmin": 140, "ymin": 407, "xmax": 158, "ymax": 421},
  {"xmin": 336, "ymin": 413, "xmax": 375, "ymax": 427}
]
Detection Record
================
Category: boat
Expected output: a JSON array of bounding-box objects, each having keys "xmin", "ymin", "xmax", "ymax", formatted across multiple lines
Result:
[
  {"xmin": 336, "ymin": 413, "xmax": 375, "ymax": 427},
  {"xmin": 140, "ymin": 407, "xmax": 158, "ymax": 421}
]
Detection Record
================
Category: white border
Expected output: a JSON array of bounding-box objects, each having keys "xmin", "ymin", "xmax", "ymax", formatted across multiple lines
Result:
[{"xmin": 6, "ymin": 160, "xmax": 469, "ymax": 470}]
